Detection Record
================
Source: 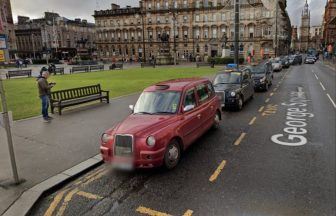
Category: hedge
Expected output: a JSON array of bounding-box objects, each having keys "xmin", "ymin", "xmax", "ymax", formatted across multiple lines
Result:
[{"xmin": 207, "ymin": 57, "xmax": 245, "ymax": 65}]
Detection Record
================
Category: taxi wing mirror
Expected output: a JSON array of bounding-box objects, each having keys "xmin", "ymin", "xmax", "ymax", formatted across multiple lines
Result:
[
  {"xmin": 183, "ymin": 105, "xmax": 195, "ymax": 112},
  {"xmin": 129, "ymin": 105, "xmax": 134, "ymax": 112}
]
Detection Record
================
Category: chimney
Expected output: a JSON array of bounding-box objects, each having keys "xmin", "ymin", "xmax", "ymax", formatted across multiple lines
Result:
[{"xmin": 111, "ymin": 4, "xmax": 120, "ymax": 10}]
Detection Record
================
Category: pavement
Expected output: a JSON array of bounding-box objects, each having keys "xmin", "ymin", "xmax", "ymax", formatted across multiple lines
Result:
[
  {"xmin": 26, "ymin": 62, "xmax": 335, "ymax": 216},
  {"xmin": 0, "ymin": 92, "xmax": 140, "ymax": 215},
  {"xmin": 0, "ymin": 63, "xmax": 213, "ymax": 216}
]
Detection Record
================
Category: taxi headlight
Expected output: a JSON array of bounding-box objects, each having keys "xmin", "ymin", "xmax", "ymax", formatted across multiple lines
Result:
[
  {"xmin": 146, "ymin": 136, "xmax": 156, "ymax": 147},
  {"xmin": 230, "ymin": 91, "xmax": 236, "ymax": 97},
  {"xmin": 101, "ymin": 133, "xmax": 112, "ymax": 143}
]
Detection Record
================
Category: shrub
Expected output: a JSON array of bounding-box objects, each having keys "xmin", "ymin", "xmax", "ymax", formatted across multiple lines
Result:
[{"xmin": 208, "ymin": 57, "xmax": 245, "ymax": 65}]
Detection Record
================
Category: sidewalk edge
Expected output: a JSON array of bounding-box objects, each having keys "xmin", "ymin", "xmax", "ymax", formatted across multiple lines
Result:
[{"xmin": 3, "ymin": 154, "xmax": 103, "ymax": 216}]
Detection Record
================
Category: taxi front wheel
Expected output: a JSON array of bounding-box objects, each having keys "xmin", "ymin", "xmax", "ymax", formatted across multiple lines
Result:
[{"xmin": 163, "ymin": 140, "xmax": 181, "ymax": 170}]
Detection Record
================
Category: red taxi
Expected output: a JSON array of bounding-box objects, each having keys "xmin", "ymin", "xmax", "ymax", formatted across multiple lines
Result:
[{"xmin": 100, "ymin": 78, "xmax": 221, "ymax": 169}]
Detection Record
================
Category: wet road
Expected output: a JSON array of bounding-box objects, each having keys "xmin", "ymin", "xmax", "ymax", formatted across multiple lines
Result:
[{"xmin": 30, "ymin": 62, "xmax": 336, "ymax": 216}]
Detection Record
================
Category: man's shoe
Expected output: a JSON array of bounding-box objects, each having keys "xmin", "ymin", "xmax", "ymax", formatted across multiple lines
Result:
[
  {"xmin": 47, "ymin": 116, "xmax": 53, "ymax": 120},
  {"xmin": 43, "ymin": 118, "xmax": 50, "ymax": 123}
]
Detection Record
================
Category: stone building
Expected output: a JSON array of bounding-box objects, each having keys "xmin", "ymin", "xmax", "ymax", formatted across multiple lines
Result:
[
  {"xmin": 0, "ymin": 0, "xmax": 17, "ymax": 61},
  {"xmin": 323, "ymin": 0, "xmax": 336, "ymax": 47},
  {"xmin": 299, "ymin": 0, "xmax": 310, "ymax": 52},
  {"xmin": 15, "ymin": 12, "xmax": 95, "ymax": 60},
  {"xmin": 94, "ymin": 0, "xmax": 291, "ymax": 63}
]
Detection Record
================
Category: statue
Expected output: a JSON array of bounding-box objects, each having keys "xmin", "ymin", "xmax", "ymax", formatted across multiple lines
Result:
[{"xmin": 160, "ymin": 32, "xmax": 169, "ymax": 43}]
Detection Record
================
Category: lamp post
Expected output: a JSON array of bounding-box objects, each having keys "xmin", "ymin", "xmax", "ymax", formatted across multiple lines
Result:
[
  {"xmin": 137, "ymin": 2, "xmax": 147, "ymax": 63},
  {"xmin": 170, "ymin": 11, "xmax": 178, "ymax": 65},
  {"xmin": 234, "ymin": 0, "xmax": 240, "ymax": 70},
  {"xmin": 0, "ymin": 78, "xmax": 20, "ymax": 184}
]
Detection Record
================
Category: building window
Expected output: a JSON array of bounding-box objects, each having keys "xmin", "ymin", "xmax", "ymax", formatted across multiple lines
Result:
[
  {"xmin": 183, "ymin": 0, "xmax": 188, "ymax": 8},
  {"xmin": 196, "ymin": 15, "xmax": 200, "ymax": 22},
  {"xmin": 196, "ymin": 1, "xmax": 200, "ymax": 8},
  {"xmin": 110, "ymin": 20, "xmax": 114, "ymax": 26},
  {"xmin": 205, "ymin": 44, "xmax": 208, "ymax": 52},
  {"xmin": 195, "ymin": 29, "xmax": 200, "ymax": 38},
  {"xmin": 166, "ymin": 17, "xmax": 169, "ymax": 23},
  {"xmin": 249, "ymin": 26, "xmax": 254, "ymax": 38},
  {"xmin": 174, "ymin": 1, "xmax": 178, "ymax": 8},
  {"xmin": 148, "ymin": 3, "xmax": 152, "ymax": 9},
  {"xmin": 183, "ymin": 16, "xmax": 188, "ymax": 23},
  {"xmin": 156, "ymin": 2, "xmax": 160, "ymax": 9},
  {"xmin": 212, "ymin": 14, "xmax": 216, "ymax": 22},
  {"xmin": 204, "ymin": 15, "xmax": 208, "ymax": 22},
  {"xmin": 165, "ymin": 1, "xmax": 169, "ymax": 9},
  {"xmin": 221, "ymin": 13, "xmax": 225, "ymax": 21},
  {"xmin": 157, "ymin": 17, "xmax": 161, "ymax": 24},
  {"xmin": 212, "ymin": 28, "xmax": 217, "ymax": 38},
  {"xmin": 204, "ymin": 29, "xmax": 208, "ymax": 38},
  {"xmin": 184, "ymin": 30, "xmax": 188, "ymax": 39},
  {"xmin": 148, "ymin": 18, "xmax": 152, "ymax": 24}
]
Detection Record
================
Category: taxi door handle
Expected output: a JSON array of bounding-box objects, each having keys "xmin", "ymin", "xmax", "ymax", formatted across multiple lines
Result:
[{"xmin": 197, "ymin": 114, "xmax": 201, "ymax": 119}]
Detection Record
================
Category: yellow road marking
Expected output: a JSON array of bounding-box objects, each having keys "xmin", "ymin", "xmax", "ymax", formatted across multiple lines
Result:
[
  {"xmin": 258, "ymin": 106, "xmax": 265, "ymax": 113},
  {"xmin": 56, "ymin": 188, "xmax": 79, "ymax": 216},
  {"xmin": 44, "ymin": 190, "xmax": 68, "ymax": 216},
  {"xmin": 234, "ymin": 133, "xmax": 246, "ymax": 146},
  {"xmin": 183, "ymin": 210, "xmax": 194, "ymax": 216},
  {"xmin": 270, "ymin": 92, "xmax": 274, "ymax": 96},
  {"xmin": 265, "ymin": 98, "xmax": 270, "ymax": 103},
  {"xmin": 209, "ymin": 160, "xmax": 227, "ymax": 182},
  {"xmin": 77, "ymin": 191, "xmax": 103, "ymax": 200},
  {"xmin": 136, "ymin": 206, "xmax": 172, "ymax": 216},
  {"xmin": 249, "ymin": 117, "xmax": 257, "ymax": 125}
]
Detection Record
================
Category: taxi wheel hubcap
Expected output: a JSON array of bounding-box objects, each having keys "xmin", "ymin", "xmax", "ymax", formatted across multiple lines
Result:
[
  {"xmin": 168, "ymin": 145, "xmax": 179, "ymax": 161},
  {"xmin": 238, "ymin": 98, "xmax": 243, "ymax": 109}
]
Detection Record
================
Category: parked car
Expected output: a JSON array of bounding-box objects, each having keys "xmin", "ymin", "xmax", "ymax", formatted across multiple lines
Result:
[
  {"xmin": 248, "ymin": 63, "xmax": 273, "ymax": 91},
  {"xmin": 304, "ymin": 56, "xmax": 315, "ymax": 64},
  {"xmin": 281, "ymin": 57, "xmax": 291, "ymax": 69},
  {"xmin": 100, "ymin": 78, "xmax": 222, "ymax": 170},
  {"xmin": 292, "ymin": 55, "xmax": 303, "ymax": 65},
  {"xmin": 213, "ymin": 69, "xmax": 254, "ymax": 110},
  {"xmin": 271, "ymin": 59, "xmax": 283, "ymax": 72}
]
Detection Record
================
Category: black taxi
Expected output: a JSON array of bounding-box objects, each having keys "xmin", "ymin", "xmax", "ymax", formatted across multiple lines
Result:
[{"xmin": 213, "ymin": 68, "xmax": 254, "ymax": 110}]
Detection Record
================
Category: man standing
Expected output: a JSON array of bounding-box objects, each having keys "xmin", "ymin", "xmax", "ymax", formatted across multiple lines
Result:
[{"xmin": 37, "ymin": 71, "xmax": 55, "ymax": 122}]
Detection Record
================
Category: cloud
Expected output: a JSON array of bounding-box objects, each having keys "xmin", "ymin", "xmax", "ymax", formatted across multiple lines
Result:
[{"xmin": 11, "ymin": 0, "xmax": 324, "ymax": 27}]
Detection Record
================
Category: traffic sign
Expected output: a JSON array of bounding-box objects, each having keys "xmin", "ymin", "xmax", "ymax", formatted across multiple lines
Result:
[{"xmin": 0, "ymin": 34, "xmax": 7, "ymax": 49}]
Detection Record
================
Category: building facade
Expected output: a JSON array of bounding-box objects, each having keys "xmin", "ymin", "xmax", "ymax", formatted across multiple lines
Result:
[
  {"xmin": 0, "ymin": 0, "xmax": 17, "ymax": 61},
  {"xmin": 94, "ymin": 0, "xmax": 291, "ymax": 63},
  {"xmin": 15, "ymin": 12, "xmax": 95, "ymax": 60},
  {"xmin": 299, "ymin": 0, "xmax": 310, "ymax": 52},
  {"xmin": 323, "ymin": 0, "xmax": 336, "ymax": 47}
]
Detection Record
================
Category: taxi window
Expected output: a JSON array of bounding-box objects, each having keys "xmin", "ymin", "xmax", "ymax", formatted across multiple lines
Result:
[
  {"xmin": 196, "ymin": 84, "xmax": 210, "ymax": 103},
  {"xmin": 207, "ymin": 83, "xmax": 215, "ymax": 98},
  {"xmin": 184, "ymin": 89, "xmax": 197, "ymax": 107}
]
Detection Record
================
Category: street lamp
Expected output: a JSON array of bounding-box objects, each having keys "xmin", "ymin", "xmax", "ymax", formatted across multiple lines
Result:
[
  {"xmin": 169, "ymin": 11, "xmax": 179, "ymax": 65},
  {"xmin": 136, "ymin": 3, "xmax": 149, "ymax": 63}
]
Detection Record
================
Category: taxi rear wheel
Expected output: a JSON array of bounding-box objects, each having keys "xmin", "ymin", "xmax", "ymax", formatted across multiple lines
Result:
[
  {"xmin": 237, "ymin": 95, "xmax": 243, "ymax": 110},
  {"xmin": 163, "ymin": 140, "xmax": 181, "ymax": 170},
  {"xmin": 212, "ymin": 111, "xmax": 221, "ymax": 129}
]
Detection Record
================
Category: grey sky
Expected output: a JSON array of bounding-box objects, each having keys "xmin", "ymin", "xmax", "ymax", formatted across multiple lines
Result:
[{"xmin": 11, "ymin": 0, "xmax": 325, "ymax": 26}]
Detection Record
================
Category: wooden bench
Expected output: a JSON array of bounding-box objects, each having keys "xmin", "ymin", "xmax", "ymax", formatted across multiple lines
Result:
[
  {"xmin": 70, "ymin": 66, "xmax": 89, "ymax": 74},
  {"xmin": 141, "ymin": 62, "xmax": 156, "ymax": 68},
  {"xmin": 50, "ymin": 84, "xmax": 109, "ymax": 115},
  {"xmin": 90, "ymin": 65, "xmax": 104, "ymax": 72},
  {"xmin": 6, "ymin": 69, "xmax": 32, "ymax": 79},
  {"xmin": 109, "ymin": 63, "xmax": 123, "ymax": 70},
  {"xmin": 53, "ymin": 68, "xmax": 65, "ymax": 75},
  {"xmin": 196, "ymin": 63, "xmax": 214, "ymax": 68}
]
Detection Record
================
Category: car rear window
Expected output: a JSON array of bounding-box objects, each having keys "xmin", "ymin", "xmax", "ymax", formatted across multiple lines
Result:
[{"xmin": 197, "ymin": 84, "xmax": 210, "ymax": 103}]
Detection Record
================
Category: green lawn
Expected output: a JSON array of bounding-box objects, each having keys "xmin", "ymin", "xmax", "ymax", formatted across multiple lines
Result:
[{"xmin": 1, "ymin": 67, "xmax": 217, "ymax": 120}]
